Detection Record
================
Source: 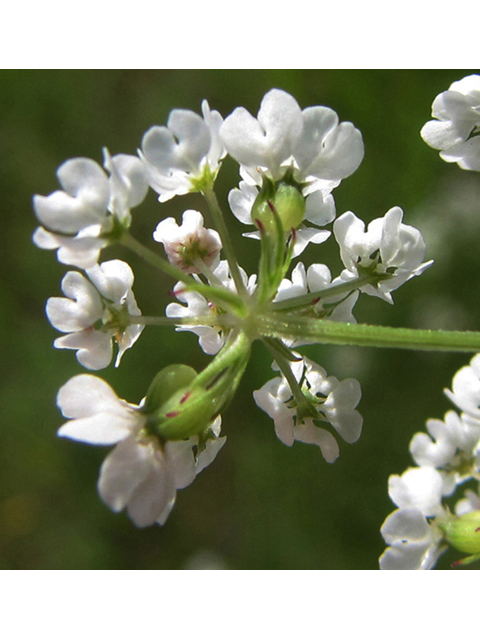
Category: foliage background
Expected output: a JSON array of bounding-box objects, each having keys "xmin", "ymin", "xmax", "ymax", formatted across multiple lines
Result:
[{"xmin": 1, "ymin": 69, "xmax": 479, "ymax": 570}]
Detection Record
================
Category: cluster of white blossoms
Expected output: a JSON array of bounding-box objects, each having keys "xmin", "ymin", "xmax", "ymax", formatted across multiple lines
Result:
[
  {"xmin": 380, "ymin": 355, "xmax": 480, "ymax": 569},
  {"xmin": 379, "ymin": 73, "xmax": 480, "ymax": 570},
  {"xmin": 46, "ymin": 259, "xmax": 143, "ymax": 369},
  {"xmin": 421, "ymin": 74, "xmax": 480, "ymax": 171},
  {"xmin": 36, "ymin": 80, "xmax": 480, "ymax": 571}
]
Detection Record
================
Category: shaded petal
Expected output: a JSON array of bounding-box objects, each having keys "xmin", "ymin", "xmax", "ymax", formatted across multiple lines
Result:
[
  {"xmin": 127, "ymin": 452, "xmax": 177, "ymax": 527},
  {"xmin": 381, "ymin": 507, "xmax": 430, "ymax": 545},
  {"xmin": 87, "ymin": 259, "xmax": 134, "ymax": 304},
  {"xmin": 388, "ymin": 467, "xmax": 444, "ymax": 516},
  {"xmin": 294, "ymin": 422, "xmax": 340, "ymax": 463},
  {"xmin": 304, "ymin": 190, "xmax": 336, "ymax": 226},
  {"xmin": 46, "ymin": 271, "xmax": 102, "ymax": 331},
  {"xmin": 54, "ymin": 330, "xmax": 113, "ymax": 370},
  {"xmin": 33, "ymin": 191, "xmax": 104, "ymax": 235},
  {"xmin": 106, "ymin": 152, "xmax": 149, "ymax": 210},
  {"xmin": 165, "ymin": 439, "xmax": 196, "ymax": 489},
  {"xmin": 304, "ymin": 121, "xmax": 364, "ymax": 181},
  {"xmin": 196, "ymin": 436, "xmax": 226, "ymax": 475},
  {"xmin": 57, "ymin": 374, "xmax": 133, "ymax": 419},
  {"xmin": 379, "ymin": 543, "xmax": 432, "ymax": 570},
  {"xmin": 98, "ymin": 436, "xmax": 154, "ymax": 511},
  {"xmin": 57, "ymin": 157, "xmax": 110, "ymax": 205}
]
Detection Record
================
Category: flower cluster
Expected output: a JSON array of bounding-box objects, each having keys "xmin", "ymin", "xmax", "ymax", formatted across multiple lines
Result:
[
  {"xmin": 421, "ymin": 75, "xmax": 480, "ymax": 172},
  {"xmin": 380, "ymin": 345, "xmax": 480, "ymax": 569},
  {"xmin": 34, "ymin": 86, "xmax": 436, "ymax": 547},
  {"xmin": 379, "ymin": 73, "xmax": 480, "ymax": 570},
  {"xmin": 46, "ymin": 259, "xmax": 143, "ymax": 369}
]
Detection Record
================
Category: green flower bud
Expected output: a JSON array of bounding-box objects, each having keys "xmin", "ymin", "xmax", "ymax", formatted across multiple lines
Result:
[
  {"xmin": 144, "ymin": 332, "xmax": 251, "ymax": 441},
  {"xmin": 273, "ymin": 182, "xmax": 306, "ymax": 231},
  {"xmin": 154, "ymin": 385, "xmax": 219, "ymax": 440},
  {"xmin": 252, "ymin": 180, "xmax": 305, "ymax": 234},
  {"xmin": 143, "ymin": 364, "xmax": 198, "ymax": 415},
  {"xmin": 440, "ymin": 511, "xmax": 480, "ymax": 555}
]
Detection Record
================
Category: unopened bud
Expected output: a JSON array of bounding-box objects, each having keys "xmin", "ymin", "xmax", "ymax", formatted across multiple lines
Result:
[
  {"xmin": 252, "ymin": 181, "xmax": 305, "ymax": 233},
  {"xmin": 143, "ymin": 364, "xmax": 197, "ymax": 414},
  {"xmin": 439, "ymin": 510, "xmax": 480, "ymax": 559}
]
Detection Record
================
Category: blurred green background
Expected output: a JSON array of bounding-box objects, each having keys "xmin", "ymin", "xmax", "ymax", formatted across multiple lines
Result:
[{"xmin": 1, "ymin": 69, "xmax": 480, "ymax": 570}]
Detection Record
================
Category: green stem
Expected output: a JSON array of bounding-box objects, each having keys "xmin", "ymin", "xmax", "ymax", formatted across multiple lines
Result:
[
  {"xmin": 120, "ymin": 232, "xmax": 248, "ymax": 317},
  {"xmin": 262, "ymin": 337, "xmax": 313, "ymax": 418},
  {"xmin": 194, "ymin": 330, "xmax": 251, "ymax": 387},
  {"xmin": 271, "ymin": 274, "xmax": 379, "ymax": 312},
  {"xmin": 202, "ymin": 187, "xmax": 248, "ymax": 296},
  {"xmin": 260, "ymin": 314, "xmax": 480, "ymax": 353},
  {"xmin": 128, "ymin": 314, "xmax": 236, "ymax": 328}
]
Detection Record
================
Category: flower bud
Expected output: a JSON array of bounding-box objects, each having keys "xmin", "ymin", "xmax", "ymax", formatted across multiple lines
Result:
[
  {"xmin": 154, "ymin": 385, "xmax": 219, "ymax": 440},
  {"xmin": 143, "ymin": 364, "xmax": 197, "ymax": 415},
  {"xmin": 439, "ymin": 511, "xmax": 480, "ymax": 555},
  {"xmin": 252, "ymin": 180, "xmax": 305, "ymax": 234}
]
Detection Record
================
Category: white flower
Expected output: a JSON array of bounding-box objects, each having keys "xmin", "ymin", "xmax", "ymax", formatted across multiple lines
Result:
[
  {"xmin": 334, "ymin": 207, "xmax": 432, "ymax": 303},
  {"xmin": 221, "ymin": 88, "xmax": 364, "ymax": 191},
  {"xmin": 33, "ymin": 150, "xmax": 149, "ymax": 268},
  {"xmin": 410, "ymin": 410, "xmax": 480, "ymax": 486},
  {"xmin": 166, "ymin": 260, "xmax": 256, "ymax": 355},
  {"xmin": 275, "ymin": 262, "xmax": 358, "ymax": 324},
  {"xmin": 444, "ymin": 353, "xmax": 480, "ymax": 419},
  {"xmin": 380, "ymin": 468, "xmax": 449, "ymax": 570},
  {"xmin": 46, "ymin": 259, "xmax": 143, "ymax": 369},
  {"xmin": 140, "ymin": 100, "xmax": 226, "ymax": 202},
  {"xmin": 253, "ymin": 357, "xmax": 362, "ymax": 463},
  {"xmin": 388, "ymin": 467, "xmax": 446, "ymax": 517},
  {"xmin": 228, "ymin": 179, "xmax": 335, "ymax": 257},
  {"xmin": 421, "ymin": 74, "xmax": 480, "ymax": 171},
  {"xmin": 57, "ymin": 374, "xmax": 225, "ymax": 527},
  {"xmin": 153, "ymin": 209, "xmax": 222, "ymax": 274},
  {"xmin": 379, "ymin": 507, "xmax": 446, "ymax": 570}
]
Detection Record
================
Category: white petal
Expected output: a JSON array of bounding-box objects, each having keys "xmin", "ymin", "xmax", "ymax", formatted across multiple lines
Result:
[
  {"xmin": 56, "ymin": 374, "xmax": 137, "ymax": 420},
  {"xmin": 98, "ymin": 436, "xmax": 154, "ymax": 511},
  {"xmin": 196, "ymin": 436, "xmax": 226, "ymax": 475},
  {"xmin": 221, "ymin": 89, "xmax": 302, "ymax": 179},
  {"xmin": 227, "ymin": 182, "xmax": 257, "ymax": 225},
  {"xmin": 304, "ymin": 190, "xmax": 336, "ymax": 226},
  {"xmin": 293, "ymin": 422, "xmax": 340, "ymax": 463},
  {"xmin": 86, "ymin": 259, "xmax": 134, "ymax": 304},
  {"xmin": 33, "ymin": 191, "xmax": 104, "ymax": 235},
  {"xmin": 165, "ymin": 439, "xmax": 196, "ymax": 489},
  {"xmin": 58, "ymin": 411, "xmax": 134, "ymax": 445},
  {"xmin": 293, "ymin": 106, "xmax": 339, "ymax": 174},
  {"xmin": 292, "ymin": 227, "xmax": 331, "ymax": 258},
  {"xmin": 127, "ymin": 451, "xmax": 177, "ymax": 527},
  {"xmin": 388, "ymin": 467, "xmax": 444, "ymax": 516},
  {"xmin": 107, "ymin": 153, "xmax": 149, "ymax": 209},
  {"xmin": 54, "ymin": 331, "xmax": 113, "ymax": 370},
  {"xmin": 379, "ymin": 543, "xmax": 432, "ymax": 570},
  {"xmin": 304, "ymin": 121, "xmax": 364, "ymax": 181},
  {"xmin": 57, "ymin": 157, "xmax": 109, "ymax": 204},
  {"xmin": 381, "ymin": 507, "xmax": 430, "ymax": 545},
  {"xmin": 32, "ymin": 226, "xmax": 60, "ymax": 249},
  {"xmin": 46, "ymin": 271, "xmax": 102, "ymax": 332}
]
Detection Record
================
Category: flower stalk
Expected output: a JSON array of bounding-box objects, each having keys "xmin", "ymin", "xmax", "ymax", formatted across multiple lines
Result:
[
  {"xmin": 202, "ymin": 186, "xmax": 248, "ymax": 296},
  {"xmin": 260, "ymin": 314, "xmax": 480, "ymax": 353}
]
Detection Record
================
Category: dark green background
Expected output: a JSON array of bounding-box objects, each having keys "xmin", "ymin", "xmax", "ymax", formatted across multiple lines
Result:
[{"xmin": 1, "ymin": 69, "xmax": 479, "ymax": 570}]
